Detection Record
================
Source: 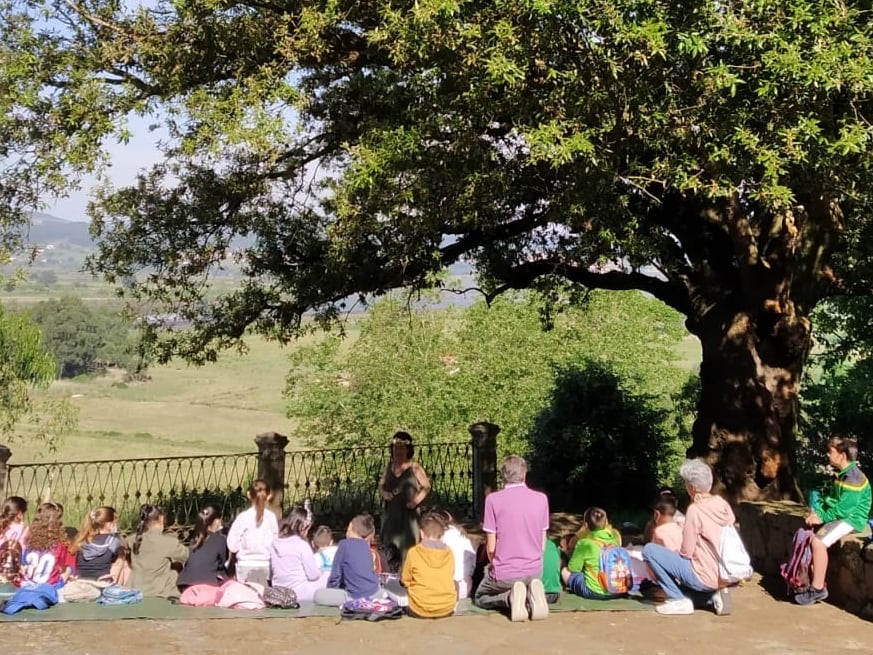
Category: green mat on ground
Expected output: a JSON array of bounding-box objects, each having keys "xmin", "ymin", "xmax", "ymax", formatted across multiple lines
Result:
[{"xmin": 0, "ymin": 586, "xmax": 652, "ymax": 622}]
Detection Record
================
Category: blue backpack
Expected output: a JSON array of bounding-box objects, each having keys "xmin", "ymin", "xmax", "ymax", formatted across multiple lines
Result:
[
  {"xmin": 592, "ymin": 540, "xmax": 633, "ymax": 595},
  {"xmin": 780, "ymin": 528, "xmax": 815, "ymax": 596}
]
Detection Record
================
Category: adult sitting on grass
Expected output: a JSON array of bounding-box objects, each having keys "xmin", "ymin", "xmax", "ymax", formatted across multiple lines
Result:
[{"xmin": 642, "ymin": 459, "xmax": 734, "ymax": 616}]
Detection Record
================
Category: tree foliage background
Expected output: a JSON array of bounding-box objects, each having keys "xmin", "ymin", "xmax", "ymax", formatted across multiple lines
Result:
[
  {"xmin": 287, "ymin": 290, "xmax": 693, "ymax": 509},
  {"xmin": 2, "ymin": 0, "xmax": 873, "ymax": 496}
]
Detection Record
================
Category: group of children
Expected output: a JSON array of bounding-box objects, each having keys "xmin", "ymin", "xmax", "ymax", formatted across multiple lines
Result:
[{"xmin": 1, "ymin": 434, "xmax": 869, "ymax": 615}]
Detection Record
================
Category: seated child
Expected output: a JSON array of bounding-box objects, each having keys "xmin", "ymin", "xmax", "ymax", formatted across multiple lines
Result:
[
  {"xmin": 0, "ymin": 497, "xmax": 29, "ymax": 583},
  {"xmin": 19, "ymin": 502, "xmax": 75, "ymax": 587},
  {"xmin": 650, "ymin": 496, "xmax": 683, "ymax": 552},
  {"xmin": 226, "ymin": 479, "xmax": 278, "ymax": 586},
  {"xmin": 401, "ymin": 511, "xmax": 456, "ymax": 618},
  {"xmin": 177, "ymin": 505, "xmax": 228, "ymax": 590},
  {"xmin": 541, "ymin": 537, "xmax": 562, "ymax": 604},
  {"xmin": 434, "ymin": 510, "xmax": 475, "ymax": 599},
  {"xmin": 797, "ymin": 435, "xmax": 872, "ymax": 605},
  {"xmin": 643, "ymin": 487, "xmax": 685, "ymax": 543},
  {"xmin": 271, "ymin": 506, "xmax": 328, "ymax": 602},
  {"xmin": 128, "ymin": 504, "xmax": 189, "ymax": 598},
  {"xmin": 314, "ymin": 513, "xmax": 381, "ymax": 606},
  {"xmin": 312, "ymin": 524, "xmax": 338, "ymax": 574},
  {"xmin": 70, "ymin": 506, "xmax": 128, "ymax": 584},
  {"xmin": 561, "ymin": 507, "xmax": 625, "ymax": 600}
]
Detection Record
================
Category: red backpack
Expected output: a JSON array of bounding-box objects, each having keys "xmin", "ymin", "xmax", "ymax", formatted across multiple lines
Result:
[{"xmin": 780, "ymin": 528, "xmax": 815, "ymax": 596}]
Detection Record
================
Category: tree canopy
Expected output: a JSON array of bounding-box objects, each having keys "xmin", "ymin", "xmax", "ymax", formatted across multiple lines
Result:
[{"xmin": 2, "ymin": 0, "xmax": 873, "ymax": 497}]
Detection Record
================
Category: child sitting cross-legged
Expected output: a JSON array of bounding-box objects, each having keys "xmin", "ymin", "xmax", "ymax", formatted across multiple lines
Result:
[
  {"xmin": 312, "ymin": 525, "xmax": 337, "ymax": 574},
  {"xmin": 128, "ymin": 504, "xmax": 189, "ymax": 598},
  {"xmin": 401, "ymin": 511, "xmax": 457, "ymax": 618},
  {"xmin": 271, "ymin": 505, "xmax": 328, "ymax": 602},
  {"xmin": 69, "ymin": 506, "xmax": 128, "ymax": 585},
  {"xmin": 314, "ymin": 513, "xmax": 382, "ymax": 606},
  {"xmin": 561, "ymin": 507, "xmax": 626, "ymax": 600},
  {"xmin": 19, "ymin": 502, "xmax": 76, "ymax": 587}
]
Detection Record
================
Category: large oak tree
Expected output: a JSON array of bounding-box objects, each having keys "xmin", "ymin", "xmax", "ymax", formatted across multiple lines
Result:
[{"xmin": 3, "ymin": 0, "xmax": 873, "ymax": 500}]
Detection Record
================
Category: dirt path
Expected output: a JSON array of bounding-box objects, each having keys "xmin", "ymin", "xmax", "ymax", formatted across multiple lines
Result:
[{"xmin": 5, "ymin": 579, "xmax": 872, "ymax": 655}]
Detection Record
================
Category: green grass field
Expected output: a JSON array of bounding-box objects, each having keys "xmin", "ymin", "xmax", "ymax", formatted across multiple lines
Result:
[{"xmin": 6, "ymin": 335, "xmax": 313, "ymax": 464}]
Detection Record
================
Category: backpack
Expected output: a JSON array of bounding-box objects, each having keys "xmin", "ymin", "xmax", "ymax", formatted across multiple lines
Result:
[
  {"xmin": 214, "ymin": 580, "xmax": 266, "ymax": 610},
  {"xmin": 592, "ymin": 541, "xmax": 633, "ymax": 595},
  {"xmin": 96, "ymin": 585, "xmax": 144, "ymax": 605},
  {"xmin": 340, "ymin": 597, "xmax": 403, "ymax": 621},
  {"xmin": 263, "ymin": 585, "xmax": 299, "ymax": 609},
  {"xmin": 716, "ymin": 525, "xmax": 754, "ymax": 584},
  {"xmin": 780, "ymin": 527, "xmax": 815, "ymax": 595}
]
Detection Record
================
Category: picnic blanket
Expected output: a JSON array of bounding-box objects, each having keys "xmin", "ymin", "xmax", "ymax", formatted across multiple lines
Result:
[{"xmin": 0, "ymin": 585, "xmax": 652, "ymax": 622}]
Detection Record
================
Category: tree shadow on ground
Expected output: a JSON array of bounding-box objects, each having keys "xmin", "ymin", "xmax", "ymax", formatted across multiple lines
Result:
[{"xmin": 526, "ymin": 361, "xmax": 679, "ymax": 518}]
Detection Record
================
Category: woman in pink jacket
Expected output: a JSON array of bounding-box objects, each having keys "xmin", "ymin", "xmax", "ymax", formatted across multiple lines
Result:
[{"xmin": 642, "ymin": 459, "xmax": 735, "ymax": 616}]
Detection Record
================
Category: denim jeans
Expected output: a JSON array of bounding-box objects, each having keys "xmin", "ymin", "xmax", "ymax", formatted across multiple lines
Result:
[
  {"xmin": 642, "ymin": 543, "xmax": 715, "ymax": 605},
  {"xmin": 565, "ymin": 572, "xmax": 624, "ymax": 600}
]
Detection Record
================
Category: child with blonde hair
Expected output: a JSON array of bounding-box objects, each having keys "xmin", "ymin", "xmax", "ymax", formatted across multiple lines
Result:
[
  {"xmin": 227, "ymin": 479, "xmax": 278, "ymax": 586},
  {"xmin": 128, "ymin": 504, "xmax": 189, "ymax": 598},
  {"xmin": 19, "ymin": 502, "xmax": 75, "ymax": 587},
  {"xmin": 311, "ymin": 524, "xmax": 337, "ymax": 573},
  {"xmin": 70, "ymin": 506, "xmax": 128, "ymax": 584}
]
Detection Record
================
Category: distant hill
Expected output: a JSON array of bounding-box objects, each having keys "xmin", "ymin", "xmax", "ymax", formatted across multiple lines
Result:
[{"xmin": 25, "ymin": 213, "xmax": 93, "ymax": 248}]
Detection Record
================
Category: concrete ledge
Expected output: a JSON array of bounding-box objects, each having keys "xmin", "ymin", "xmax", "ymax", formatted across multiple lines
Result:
[{"xmin": 737, "ymin": 501, "xmax": 873, "ymax": 617}]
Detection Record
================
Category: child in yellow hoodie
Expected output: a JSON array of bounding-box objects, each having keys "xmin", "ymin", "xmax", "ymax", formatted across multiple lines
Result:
[{"xmin": 400, "ymin": 511, "xmax": 456, "ymax": 618}]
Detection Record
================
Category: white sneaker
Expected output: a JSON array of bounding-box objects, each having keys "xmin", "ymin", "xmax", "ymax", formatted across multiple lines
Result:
[
  {"xmin": 509, "ymin": 580, "xmax": 527, "ymax": 622},
  {"xmin": 712, "ymin": 587, "xmax": 732, "ymax": 616},
  {"xmin": 527, "ymin": 578, "xmax": 549, "ymax": 620},
  {"xmin": 655, "ymin": 597, "xmax": 695, "ymax": 615}
]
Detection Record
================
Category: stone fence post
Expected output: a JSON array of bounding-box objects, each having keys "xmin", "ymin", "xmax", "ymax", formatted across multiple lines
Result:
[
  {"xmin": 0, "ymin": 445, "xmax": 10, "ymax": 499},
  {"xmin": 255, "ymin": 432, "xmax": 288, "ymax": 517},
  {"xmin": 470, "ymin": 422, "xmax": 499, "ymax": 521}
]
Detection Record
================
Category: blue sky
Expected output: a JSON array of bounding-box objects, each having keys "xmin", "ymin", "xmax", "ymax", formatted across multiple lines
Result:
[{"xmin": 46, "ymin": 114, "xmax": 164, "ymax": 222}]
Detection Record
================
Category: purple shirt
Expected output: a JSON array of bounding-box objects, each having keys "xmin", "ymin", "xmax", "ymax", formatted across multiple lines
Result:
[
  {"xmin": 271, "ymin": 535, "xmax": 324, "ymax": 596},
  {"xmin": 483, "ymin": 483, "xmax": 549, "ymax": 580}
]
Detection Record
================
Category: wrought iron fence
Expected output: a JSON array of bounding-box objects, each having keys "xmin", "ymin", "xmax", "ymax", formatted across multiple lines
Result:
[
  {"xmin": 5, "ymin": 452, "xmax": 259, "ymax": 531},
  {"xmin": 283, "ymin": 441, "xmax": 473, "ymax": 527},
  {"xmin": 2, "ymin": 440, "xmax": 477, "ymax": 533}
]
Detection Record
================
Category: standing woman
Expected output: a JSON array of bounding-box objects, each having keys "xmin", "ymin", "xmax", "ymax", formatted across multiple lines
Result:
[{"xmin": 378, "ymin": 431, "xmax": 431, "ymax": 561}]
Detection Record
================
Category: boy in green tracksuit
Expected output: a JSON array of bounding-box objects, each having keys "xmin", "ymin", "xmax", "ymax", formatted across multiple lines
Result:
[
  {"xmin": 540, "ymin": 538, "xmax": 562, "ymax": 603},
  {"xmin": 797, "ymin": 435, "xmax": 872, "ymax": 606}
]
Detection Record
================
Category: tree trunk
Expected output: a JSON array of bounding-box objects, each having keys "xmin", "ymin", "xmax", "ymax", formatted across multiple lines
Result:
[{"xmin": 687, "ymin": 304, "xmax": 809, "ymax": 503}]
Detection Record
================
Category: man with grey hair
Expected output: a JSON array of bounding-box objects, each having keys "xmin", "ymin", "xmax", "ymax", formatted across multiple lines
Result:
[
  {"xmin": 642, "ymin": 459, "xmax": 736, "ymax": 616},
  {"xmin": 473, "ymin": 455, "xmax": 550, "ymax": 621}
]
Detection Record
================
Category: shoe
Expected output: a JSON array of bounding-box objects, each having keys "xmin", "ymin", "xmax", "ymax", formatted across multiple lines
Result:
[
  {"xmin": 712, "ymin": 587, "xmax": 732, "ymax": 616},
  {"xmin": 655, "ymin": 597, "xmax": 695, "ymax": 615},
  {"xmin": 794, "ymin": 586, "xmax": 828, "ymax": 606},
  {"xmin": 509, "ymin": 580, "xmax": 527, "ymax": 622},
  {"xmin": 527, "ymin": 578, "xmax": 549, "ymax": 620}
]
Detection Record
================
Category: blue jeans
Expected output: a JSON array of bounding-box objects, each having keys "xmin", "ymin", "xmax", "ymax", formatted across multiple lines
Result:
[
  {"xmin": 565, "ymin": 572, "xmax": 624, "ymax": 600},
  {"xmin": 642, "ymin": 543, "xmax": 715, "ymax": 604}
]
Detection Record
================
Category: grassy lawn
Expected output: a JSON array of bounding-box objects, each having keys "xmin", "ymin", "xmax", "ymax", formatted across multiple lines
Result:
[{"xmin": 7, "ymin": 335, "xmax": 315, "ymax": 463}]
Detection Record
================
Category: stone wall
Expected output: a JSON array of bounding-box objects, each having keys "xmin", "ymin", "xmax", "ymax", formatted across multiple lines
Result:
[{"xmin": 737, "ymin": 501, "xmax": 873, "ymax": 617}]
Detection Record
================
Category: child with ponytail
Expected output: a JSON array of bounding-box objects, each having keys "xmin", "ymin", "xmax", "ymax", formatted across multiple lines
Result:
[
  {"xmin": 227, "ymin": 479, "xmax": 278, "ymax": 586},
  {"xmin": 128, "ymin": 504, "xmax": 189, "ymax": 598},
  {"xmin": 70, "ymin": 506, "xmax": 128, "ymax": 584},
  {"xmin": 1, "ymin": 497, "xmax": 30, "ymax": 549},
  {"xmin": 270, "ymin": 503, "xmax": 327, "ymax": 601},
  {"xmin": 177, "ymin": 505, "xmax": 229, "ymax": 590}
]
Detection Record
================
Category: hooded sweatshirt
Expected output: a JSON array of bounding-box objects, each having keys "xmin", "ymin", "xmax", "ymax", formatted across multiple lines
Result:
[
  {"xmin": 681, "ymin": 494, "xmax": 736, "ymax": 590},
  {"xmin": 401, "ymin": 539, "xmax": 456, "ymax": 617},
  {"xmin": 76, "ymin": 534, "xmax": 123, "ymax": 580}
]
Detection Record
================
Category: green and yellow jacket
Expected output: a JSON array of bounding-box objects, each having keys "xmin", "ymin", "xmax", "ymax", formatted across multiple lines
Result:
[{"xmin": 812, "ymin": 461, "xmax": 872, "ymax": 533}]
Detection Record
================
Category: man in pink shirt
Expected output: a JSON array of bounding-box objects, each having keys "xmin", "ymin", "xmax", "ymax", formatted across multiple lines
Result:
[
  {"xmin": 473, "ymin": 455, "xmax": 550, "ymax": 621},
  {"xmin": 642, "ymin": 459, "xmax": 735, "ymax": 616}
]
